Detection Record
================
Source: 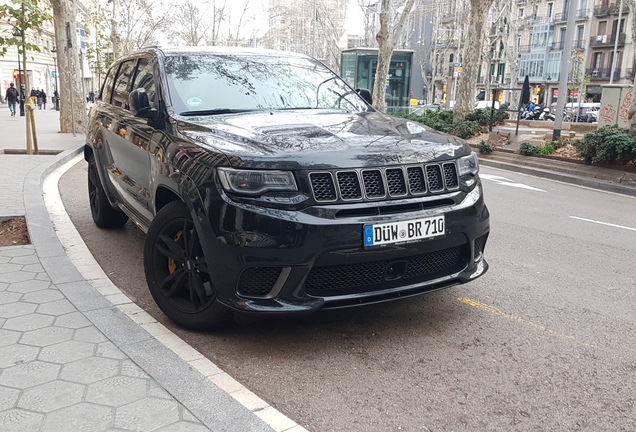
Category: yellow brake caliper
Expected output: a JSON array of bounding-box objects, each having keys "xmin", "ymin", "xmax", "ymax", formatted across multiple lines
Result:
[{"xmin": 167, "ymin": 231, "xmax": 184, "ymax": 274}]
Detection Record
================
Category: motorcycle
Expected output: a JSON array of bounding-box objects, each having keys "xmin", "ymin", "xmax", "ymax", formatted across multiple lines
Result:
[
  {"xmin": 521, "ymin": 107, "xmax": 542, "ymax": 120},
  {"xmin": 539, "ymin": 108, "xmax": 556, "ymax": 121}
]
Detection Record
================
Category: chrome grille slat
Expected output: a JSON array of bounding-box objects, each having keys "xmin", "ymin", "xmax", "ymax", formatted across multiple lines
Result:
[{"xmin": 309, "ymin": 162, "xmax": 460, "ymax": 202}]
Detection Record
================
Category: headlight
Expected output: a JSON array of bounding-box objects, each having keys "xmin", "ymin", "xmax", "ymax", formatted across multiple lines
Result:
[
  {"xmin": 458, "ymin": 153, "xmax": 479, "ymax": 176},
  {"xmin": 217, "ymin": 168, "xmax": 298, "ymax": 196}
]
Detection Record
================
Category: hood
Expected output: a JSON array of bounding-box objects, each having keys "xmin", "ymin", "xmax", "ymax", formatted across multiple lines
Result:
[{"xmin": 176, "ymin": 110, "xmax": 470, "ymax": 170}]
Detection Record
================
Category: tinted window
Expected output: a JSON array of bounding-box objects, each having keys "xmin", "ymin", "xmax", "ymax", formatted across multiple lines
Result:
[
  {"xmin": 130, "ymin": 58, "xmax": 156, "ymax": 108},
  {"xmin": 163, "ymin": 54, "xmax": 368, "ymax": 115},
  {"xmin": 100, "ymin": 65, "xmax": 117, "ymax": 103},
  {"xmin": 112, "ymin": 59, "xmax": 136, "ymax": 109}
]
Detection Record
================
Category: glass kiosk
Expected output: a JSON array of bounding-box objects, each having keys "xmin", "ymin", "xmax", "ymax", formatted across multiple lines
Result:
[{"xmin": 340, "ymin": 48, "xmax": 413, "ymax": 113}]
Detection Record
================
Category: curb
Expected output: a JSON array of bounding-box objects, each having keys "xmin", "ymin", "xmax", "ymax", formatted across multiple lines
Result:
[{"xmin": 28, "ymin": 146, "xmax": 306, "ymax": 432}]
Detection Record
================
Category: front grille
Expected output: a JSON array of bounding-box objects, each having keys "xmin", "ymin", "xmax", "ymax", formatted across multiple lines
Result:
[
  {"xmin": 237, "ymin": 267, "xmax": 282, "ymax": 298},
  {"xmin": 305, "ymin": 246, "xmax": 465, "ymax": 294},
  {"xmin": 309, "ymin": 162, "xmax": 460, "ymax": 203}
]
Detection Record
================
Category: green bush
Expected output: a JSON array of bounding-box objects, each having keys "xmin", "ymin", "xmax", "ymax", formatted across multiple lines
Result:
[
  {"xmin": 464, "ymin": 109, "xmax": 510, "ymax": 127},
  {"xmin": 519, "ymin": 142, "xmax": 539, "ymax": 155},
  {"xmin": 447, "ymin": 120, "xmax": 484, "ymax": 139},
  {"xmin": 539, "ymin": 143, "xmax": 556, "ymax": 155},
  {"xmin": 573, "ymin": 125, "xmax": 636, "ymax": 165},
  {"xmin": 392, "ymin": 108, "xmax": 507, "ymax": 140},
  {"xmin": 478, "ymin": 140, "xmax": 494, "ymax": 154}
]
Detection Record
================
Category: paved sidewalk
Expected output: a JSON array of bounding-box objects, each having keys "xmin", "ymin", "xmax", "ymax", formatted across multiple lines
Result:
[{"xmin": 0, "ymin": 107, "xmax": 301, "ymax": 432}]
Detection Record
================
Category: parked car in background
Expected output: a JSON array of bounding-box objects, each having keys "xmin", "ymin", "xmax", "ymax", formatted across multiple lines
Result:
[
  {"xmin": 411, "ymin": 103, "xmax": 443, "ymax": 115},
  {"xmin": 475, "ymin": 101, "xmax": 500, "ymax": 110},
  {"xmin": 85, "ymin": 46, "xmax": 490, "ymax": 330}
]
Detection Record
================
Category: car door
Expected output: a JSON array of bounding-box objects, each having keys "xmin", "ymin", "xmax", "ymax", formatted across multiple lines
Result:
[{"xmin": 102, "ymin": 57, "xmax": 155, "ymax": 224}]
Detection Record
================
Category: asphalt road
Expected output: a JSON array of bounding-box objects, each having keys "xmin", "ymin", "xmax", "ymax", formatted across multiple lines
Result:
[{"xmin": 60, "ymin": 161, "xmax": 636, "ymax": 432}]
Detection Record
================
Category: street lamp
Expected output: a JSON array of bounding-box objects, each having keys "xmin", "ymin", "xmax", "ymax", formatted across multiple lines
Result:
[{"xmin": 51, "ymin": 46, "xmax": 60, "ymax": 110}]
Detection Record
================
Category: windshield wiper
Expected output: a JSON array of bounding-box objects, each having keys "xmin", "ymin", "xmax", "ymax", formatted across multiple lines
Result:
[{"xmin": 179, "ymin": 108, "xmax": 259, "ymax": 116}]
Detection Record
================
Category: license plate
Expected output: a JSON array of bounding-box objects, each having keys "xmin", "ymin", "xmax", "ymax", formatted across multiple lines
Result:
[{"xmin": 363, "ymin": 216, "xmax": 445, "ymax": 247}]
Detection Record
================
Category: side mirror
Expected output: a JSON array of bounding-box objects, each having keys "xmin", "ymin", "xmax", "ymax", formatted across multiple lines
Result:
[
  {"xmin": 356, "ymin": 88, "xmax": 373, "ymax": 105},
  {"xmin": 129, "ymin": 88, "xmax": 157, "ymax": 119}
]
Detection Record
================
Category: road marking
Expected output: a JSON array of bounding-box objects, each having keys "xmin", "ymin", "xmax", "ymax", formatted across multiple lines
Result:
[
  {"xmin": 570, "ymin": 216, "xmax": 636, "ymax": 232},
  {"xmin": 458, "ymin": 297, "xmax": 594, "ymax": 347},
  {"xmin": 480, "ymin": 173, "xmax": 546, "ymax": 192}
]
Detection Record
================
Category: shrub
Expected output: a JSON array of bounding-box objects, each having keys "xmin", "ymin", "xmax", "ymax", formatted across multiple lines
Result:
[
  {"xmin": 573, "ymin": 125, "xmax": 636, "ymax": 165},
  {"xmin": 464, "ymin": 109, "xmax": 509, "ymax": 127},
  {"xmin": 519, "ymin": 142, "xmax": 539, "ymax": 155},
  {"xmin": 478, "ymin": 140, "xmax": 494, "ymax": 154},
  {"xmin": 544, "ymin": 139, "xmax": 563, "ymax": 150},
  {"xmin": 447, "ymin": 120, "xmax": 484, "ymax": 139},
  {"xmin": 539, "ymin": 143, "xmax": 556, "ymax": 155}
]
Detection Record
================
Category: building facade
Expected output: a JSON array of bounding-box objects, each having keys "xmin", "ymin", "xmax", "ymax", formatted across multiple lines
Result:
[{"xmin": 429, "ymin": 0, "xmax": 634, "ymax": 108}]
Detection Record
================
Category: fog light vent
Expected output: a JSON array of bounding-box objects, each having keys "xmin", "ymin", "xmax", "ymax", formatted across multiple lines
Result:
[
  {"xmin": 237, "ymin": 267, "xmax": 282, "ymax": 298},
  {"xmin": 474, "ymin": 234, "xmax": 488, "ymax": 259}
]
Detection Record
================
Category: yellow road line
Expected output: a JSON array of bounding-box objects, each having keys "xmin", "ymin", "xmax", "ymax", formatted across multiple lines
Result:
[{"xmin": 457, "ymin": 297, "xmax": 594, "ymax": 348}]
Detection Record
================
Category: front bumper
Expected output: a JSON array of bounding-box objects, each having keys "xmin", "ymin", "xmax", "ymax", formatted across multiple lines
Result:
[{"xmin": 201, "ymin": 184, "xmax": 490, "ymax": 314}]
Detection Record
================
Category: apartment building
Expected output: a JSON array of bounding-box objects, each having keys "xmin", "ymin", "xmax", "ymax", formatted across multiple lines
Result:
[{"xmin": 431, "ymin": 0, "xmax": 634, "ymax": 107}]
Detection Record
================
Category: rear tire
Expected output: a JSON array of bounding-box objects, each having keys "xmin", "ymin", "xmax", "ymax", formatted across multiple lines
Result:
[
  {"xmin": 88, "ymin": 154, "xmax": 129, "ymax": 228},
  {"xmin": 144, "ymin": 201, "xmax": 233, "ymax": 331}
]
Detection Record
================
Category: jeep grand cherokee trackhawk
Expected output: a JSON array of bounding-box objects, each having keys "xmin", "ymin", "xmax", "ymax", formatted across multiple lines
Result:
[{"xmin": 85, "ymin": 47, "xmax": 490, "ymax": 330}]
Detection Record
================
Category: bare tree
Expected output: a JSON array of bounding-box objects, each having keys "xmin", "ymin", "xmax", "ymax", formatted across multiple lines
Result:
[
  {"xmin": 622, "ymin": 0, "xmax": 636, "ymax": 132},
  {"xmin": 166, "ymin": 0, "xmax": 213, "ymax": 46},
  {"xmin": 453, "ymin": 0, "xmax": 495, "ymax": 121},
  {"xmin": 356, "ymin": 0, "xmax": 378, "ymax": 47},
  {"xmin": 372, "ymin": 0, "xmax": 416, "ymax": 112},
  {"xmin": 49, "ymin": 0, "xmax": 86, "ymax": 133},
  {"xmin": 108, "ymin": 0, "xmax": 124, "ymax": 57}
]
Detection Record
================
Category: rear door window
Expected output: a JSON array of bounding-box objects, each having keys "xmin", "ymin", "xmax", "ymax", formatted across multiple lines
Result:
[
  {"xmin": 100, "ymin": 65, "xmax": 118, "ymax": 103},
  {"xmin": 111, "ymin": 59, "xmax": 137, "ymax": 109}
]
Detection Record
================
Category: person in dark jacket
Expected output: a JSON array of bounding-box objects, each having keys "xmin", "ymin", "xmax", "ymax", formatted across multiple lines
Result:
[
  {"xmin": 5, "ymin": 83, "xmax": 19, "ymax": 116},
  {"xmin": 37, "ymin": 89, "xmax": 47, "ymax": 109}
]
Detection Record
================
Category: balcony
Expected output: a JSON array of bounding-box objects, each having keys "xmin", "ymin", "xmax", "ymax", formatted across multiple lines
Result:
[
  {"xmin": 586, "ymin": 68, "xmax": 621, "ymax": 80},
  {"xmin": 593, "ymin": 3, "xmax": 628, "ymax": 16},
  {"xmin": 553, "ymin": 9, "xmax": 589, "ymax": 22},
  {"xmin": 589, "ymin": 33, "xmax": 626, "ymax": 47}
]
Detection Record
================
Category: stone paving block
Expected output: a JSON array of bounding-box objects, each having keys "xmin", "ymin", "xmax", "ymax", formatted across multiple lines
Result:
[
  {"xmin": 6, "ymin": 279, "xmax": 51, "ymax": 293},
  {"xmin": 40, "ymin": 402, "xmax": 113, "ymax": 432},
  {"xmin": 20, "ymin": 326, "xmax": 74, "ymax": 347},
  {"xmin": 57, "ymin": 280, "xmax": 117, "ymax": 312},
  {"xmin": 114, "ymin": 397, "xmax": 181, "ymax": 431},
  {"xmin": 38, "ymin": 340, "xmax": 96, "ymax": 364},
  {"xmin": 8, "ymin": 254, "xmax": 39, "ymax": 265},
  {"xmin": 3, "ymin": 312, "xmax": 55, "ymax": 331},
  {"xmin": 121, "ymin": 359, "xmax": 147, "ymax": 379},
  {"xmin": 53, "ymin": 311, "xmax": 92, "ymax": 329},
  {"xmin": 21, "ymin": 263, "xmax": 45, "ymax": 273},
  {"xmin": 21, "ymin": 289, "xmax": 65, "ymax": 304},
  {"xmin": 0, "ymin": 385, "xmax": 20, "ymax": 410},
  {"xmin": 0, "ymin": 344, "xmax": 40, "ymax": 368},
  {"xmin": 36, "ymin": 298, "xmax": 77, "ymax": 316},
  {"xmin": 0, "ymin": 263, "xmax": 22, "ymax": 274},
  {"xmin": 0, "ymin": 361, "xmax": 61, "ymax": 388},
  {"xmin": 0, "ymin": 408, "xmax": 44, "ymax": 432},
  {"xmin": 0, "ymin": 256, "xmax": 10, "ymax": 264},
  {"xmin": 0, "ymin": 328, "xmax": 21, "ymax": 348},
  {"xmin": 17, "ymin": 380, "xmax": 85, "ymax": 412},
  {"xmin": 59, "ymin": 356, "xmax": 121, "ymax": 384},
  {"xmin": 0, "ymin": 247, "xmax": 35, "ymax": 258},
  {"xmin": 73, "ymin": 326, "xmax": 108, "ymax": 343},
  {"xmin": 0, "ymin": 301, "xmax": 37, "ymax": 318},
  {"xmin": 0, "ymin": 282, "xmax": 8, "ymax": 291},
  {"xmin": 0, "ymin": 291, "xmax": 22, "ymax": 305},
  {"xmin": 157, "ymin": 421, "xmax": 211, "ymax": 432},
  {"xmin": 0, "ymin": 271, "xmax": 36, "ymax": 284},
  {"xmin": 40, "ymin": 255, "xmax": 84, "ymax": 284},
  {"xmin": 95, "ymin": 341, "xmax": 128, "ymax": 360},
  {"xmin": 86, "ymin": 376, "xmax": 151, "ymax": 407}
]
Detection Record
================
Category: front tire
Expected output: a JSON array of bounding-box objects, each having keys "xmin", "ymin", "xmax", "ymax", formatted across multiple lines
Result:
[
  {"xmin": 88, "ymin": 154, "xmax": 129, "ymax": 228},
  {"xmin": 144, "ymin": 201, "xmax": 233, "ymax": 331}
]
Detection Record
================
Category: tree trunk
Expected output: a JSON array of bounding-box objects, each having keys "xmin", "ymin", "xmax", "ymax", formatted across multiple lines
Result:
[
  {"xmin": 110, "ymin": 0, "xmax": 123, "ymax": 57},
  {"xmin": 625, "ymin": 0, "xmax": 636, "ymax": 133},
  {"xmin": 453, "ymin": 0, "xmax": 495, "ymax": 121},
  {"xmin": 372, "ymin": 0, "xmax": 416, "ymax": 113},
  {"xmin": 50, "ymin": 0, "xmax": 87, "ymax": 134}
]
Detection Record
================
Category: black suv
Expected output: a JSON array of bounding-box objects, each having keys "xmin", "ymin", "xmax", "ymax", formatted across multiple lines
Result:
[{"xmin": 85, "ymin": 47, "xmax": 489, "ymax": 330}]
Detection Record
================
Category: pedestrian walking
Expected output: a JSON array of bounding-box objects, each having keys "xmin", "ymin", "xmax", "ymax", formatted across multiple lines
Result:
[
  {"xmin": 30, "ymin": 87, "xmax": 38, "ymax": 105},
  {"xmin": 5, "ymin": 83, "xmax": 18, "ymax": 116},
  {"xmin": 37, "ymin": 89, "xmax": 47, "ymax": 110}
]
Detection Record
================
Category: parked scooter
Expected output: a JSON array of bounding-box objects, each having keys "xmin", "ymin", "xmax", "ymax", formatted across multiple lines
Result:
[{"xmin": 521, "ymin": 107, "xmax": 542, "ymax": 120}]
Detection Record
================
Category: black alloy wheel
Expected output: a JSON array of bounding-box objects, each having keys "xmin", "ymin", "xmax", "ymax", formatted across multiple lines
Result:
[
  {"xmin": 144, "ymin": 201, "xmax": 233, "ymax": 330},
  {"xmin": 87, "ymin": 154, "xmax": 129, "ymax": 228}
]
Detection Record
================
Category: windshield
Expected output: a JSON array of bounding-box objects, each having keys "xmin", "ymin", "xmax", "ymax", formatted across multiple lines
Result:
[{"xmin": 163, "ymin": 53, "xmax": 369, "ymax": 115}]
